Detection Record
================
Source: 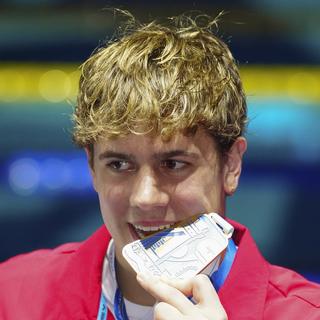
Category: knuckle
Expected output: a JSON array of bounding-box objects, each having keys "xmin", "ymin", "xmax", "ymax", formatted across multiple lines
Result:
[
  {"xmin": 194, "ymin": 273, "xmax": 210, "ymax": 285},
  {"xmin": 154, "ymin": 302, "xmax": 166, "ymax": 318},
  {"xmin": 158, "ymin": 281, "xmax": 177, "ymax": 296}
]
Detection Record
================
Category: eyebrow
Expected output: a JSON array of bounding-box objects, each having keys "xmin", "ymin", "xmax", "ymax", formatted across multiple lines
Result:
[
  {"xmin": 98, "ymin": 151, "xmax": 136, "ymax": 161},
  {"xmin": 153, "ymin": 150, "xmax": 199, "ymax": 160},
  {"xmin": 98, "ymin": 149, "xmax": 198, "ymax": 161}
]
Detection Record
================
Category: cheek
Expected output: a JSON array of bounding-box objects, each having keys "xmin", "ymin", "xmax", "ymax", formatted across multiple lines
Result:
[
  {"xmin": 171, "ymin": 171, "xmax": 224, "ymax": 216},
  {"xmin": 173, "ymin": 188, "xmax": 207, "ymax": 216},
  {"xmin": 97, "ymin": 183, "xmax": 129, "ymax": 222}
]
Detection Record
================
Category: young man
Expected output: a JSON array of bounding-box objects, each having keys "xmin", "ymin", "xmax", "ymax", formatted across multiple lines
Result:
[{"xmin": 1, "ymin": 14, "xmax": 319, "ymax": 320}]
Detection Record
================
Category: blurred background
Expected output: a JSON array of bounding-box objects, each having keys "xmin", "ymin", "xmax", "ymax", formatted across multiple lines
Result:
[{"xmin": 0, "ymin": 0, "xmax": 319, "ymax": 283}]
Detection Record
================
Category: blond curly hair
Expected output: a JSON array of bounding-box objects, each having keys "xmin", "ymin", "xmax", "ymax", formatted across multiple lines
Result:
[{"xmin": 73, "ymin": 12, "xmax": 247, "ymax": 154}]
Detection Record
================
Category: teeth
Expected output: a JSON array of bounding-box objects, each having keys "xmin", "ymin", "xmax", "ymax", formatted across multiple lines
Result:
[{"xmin": 133, "ymin": 223, "xmax": 174, "ymax": 232}]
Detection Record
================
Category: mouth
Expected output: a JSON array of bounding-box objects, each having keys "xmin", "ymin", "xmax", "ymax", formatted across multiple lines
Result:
[{"xmin": 130, "ymin": 222, "xmax": 175, "ymax": 239}]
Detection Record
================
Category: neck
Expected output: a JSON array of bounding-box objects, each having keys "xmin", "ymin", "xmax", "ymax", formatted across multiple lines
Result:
[{"xmin": 115, "ymin": 258, "xmax": 155, "ymax": 306}]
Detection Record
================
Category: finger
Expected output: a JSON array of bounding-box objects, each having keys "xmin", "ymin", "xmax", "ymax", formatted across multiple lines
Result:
[
  {"xmin": 136, "ymin": 273, "xmax": 194, "ymax": 312},
  {"xmin": 191, "ymin": 274, "xmax": 225, "ymax": 313},
  {"xmin": 161, "ymin": 275, "xmax": 224, "ymax": 310},
  {"xmin": 158, "ymin": 276, "xmax": 193, "ymax": 296},
  {"xmin": 153, "ymin": 302, "xmax": 183, "ymax": 320}
]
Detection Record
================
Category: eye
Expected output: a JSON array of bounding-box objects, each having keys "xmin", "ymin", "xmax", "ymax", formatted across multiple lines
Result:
[
  {"xmin": 107, "ymin": 160, "xmax": 134, "ymax": 171},
  {"xmin": 160, "ymin": 159, "xmax": 187, "ymax": 170}
]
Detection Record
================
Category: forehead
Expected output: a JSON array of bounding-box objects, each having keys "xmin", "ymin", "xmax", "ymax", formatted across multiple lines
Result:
[{"xmin": 94, "ymin": 130, "xmax": 219, "ymax": 160}]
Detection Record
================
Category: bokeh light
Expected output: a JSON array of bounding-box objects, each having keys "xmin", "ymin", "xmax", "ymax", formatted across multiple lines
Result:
[
  {"xmin": 38, "ymin": 69, "xmax": 71, "ymax": 103},
  {"xmin": 41, "ymin": 158, "xmax": 71, "ymax": 190},
  {"xmin": 7, "ymin": 154, "xmax": 92, "ymax": 195},
  {"xmin": 8, "ymin": 158, "xmax": 40, "ymax": 195}
]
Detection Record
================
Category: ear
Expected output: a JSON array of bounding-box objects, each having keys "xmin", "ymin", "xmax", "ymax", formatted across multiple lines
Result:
[
  {"xmin": 85, "ymin": 147, "xmax": 97, "ymax": 192},
  {"xmin": 223, "ymin": 137, "xmax": 247, "ymax": 196}
]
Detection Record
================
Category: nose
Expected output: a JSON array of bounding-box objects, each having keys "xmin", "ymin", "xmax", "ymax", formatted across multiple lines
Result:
[{"xmin": 129, "ymin": 167, "xmax": 169, "ymax": 211}]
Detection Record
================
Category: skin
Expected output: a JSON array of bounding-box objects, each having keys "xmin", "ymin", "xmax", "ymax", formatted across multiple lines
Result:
[
  {"xmin": 137, "ymin": 273, "xmax": 228, "ymax": 320},
  {"xmin": 88, "ymin": 129, "xmax": 246, "ymax": 317}
]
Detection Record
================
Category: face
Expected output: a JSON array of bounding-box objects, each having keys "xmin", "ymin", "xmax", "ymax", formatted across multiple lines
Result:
[{"xmin": 89, "ymin": 129, "xmax": 246, "ymax": 270}]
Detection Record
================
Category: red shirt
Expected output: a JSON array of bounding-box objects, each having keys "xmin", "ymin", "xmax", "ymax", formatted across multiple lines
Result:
[{"xmin": 0, "ymin": 220, "xmax": 319, "ymax": 319}]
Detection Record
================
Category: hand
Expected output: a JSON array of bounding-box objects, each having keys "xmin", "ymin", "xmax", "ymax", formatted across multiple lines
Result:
[{"xmin": 136, "ymin": 273, "xmax": 228, "ymax": 320}]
